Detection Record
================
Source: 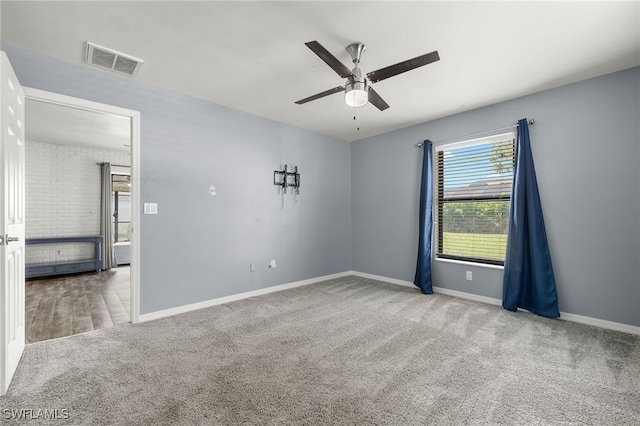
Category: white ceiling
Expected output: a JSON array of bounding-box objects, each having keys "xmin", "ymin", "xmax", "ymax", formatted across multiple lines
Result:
[
  {"xmin": 3, "ymin": 1, "xmax": 639, "ymax": 142},
  {"xmin": 25, "ymin": 99, "xmax": 131, "ymax": 152}
]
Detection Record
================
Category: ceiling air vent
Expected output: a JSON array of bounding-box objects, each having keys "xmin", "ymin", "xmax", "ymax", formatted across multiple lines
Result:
[{"xmin": 85, "ymin": 42, "xmax": 144, "ymax": 77}]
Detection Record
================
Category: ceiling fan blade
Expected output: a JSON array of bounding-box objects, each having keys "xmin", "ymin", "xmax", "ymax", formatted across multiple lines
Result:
[
  {"xmin": 367, "ymin": 51, "xmax": 440, "ymax": 84},
  {"xmin": 295, "ymin": 86, "xmax": 345, "ymax": 105},
  {"xmin": 368, "ymin": 87, "xmax": 390, "ymax": 111},
  {"xmin": 305, "ymin": 41, "xmax": 353, "ymax": 79}
]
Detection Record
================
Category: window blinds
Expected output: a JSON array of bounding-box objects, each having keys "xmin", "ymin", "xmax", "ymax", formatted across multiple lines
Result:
[{"xmin": 436, "ymin": 137, "xmax": 515, "ymax": 265}]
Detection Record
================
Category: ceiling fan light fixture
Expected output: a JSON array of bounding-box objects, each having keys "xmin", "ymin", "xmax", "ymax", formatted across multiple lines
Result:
[{"xmin": 345, "ymin": 81, "xmax": 368, "ymax": 107}]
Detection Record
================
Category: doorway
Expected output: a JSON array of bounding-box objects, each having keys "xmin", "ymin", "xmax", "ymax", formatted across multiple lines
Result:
[
  {"xmin": 112, "ymin": 172, "xmax": 131, "ymax": 266},
  {"xmin": 22, "ymin": 88, "xmax": 140, "ymax": 341}
]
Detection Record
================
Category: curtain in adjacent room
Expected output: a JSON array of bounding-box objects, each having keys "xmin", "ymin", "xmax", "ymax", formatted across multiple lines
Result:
[
  {"xmin": 502, "ymin": 119, "xmax": 559, "ymax": 317},
  {"xmin": 414, "ymin": 139, "xmax": 434, "ymax": 294},
  {"xmin": 100, "ymin": 162, "xmax": 116, "ymax": 270}
]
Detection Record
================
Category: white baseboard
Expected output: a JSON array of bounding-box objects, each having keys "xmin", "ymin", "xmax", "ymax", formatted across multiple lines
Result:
[
  {"xmin": 138, "ymin": 269, "xmax": 639, "ymax": 336},
  {"xmin": 138, "ymin": 271, "xmax": 351, "ymax": 323},
  {"xmin": 559, "ymin": 312, "xmax": 640, "ymax": 336},
  {"xmin": 350, "ymin": 270, "xmax": 502, "ymax": 306},
  {"xmin": 349, "ymin": 271, "xmax": 416, "ymax": 288},
  {"xmin": 350, "ymin": 271, "xmax": 640, "ymax": 336},
  {"xmin": 431, "ymin": 286, "xmax": 502, "ymax": 307}
]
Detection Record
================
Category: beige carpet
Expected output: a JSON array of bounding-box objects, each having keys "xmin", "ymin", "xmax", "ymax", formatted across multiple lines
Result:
[{"xmin": 2, "ymin": 276, "xmax": 639, "ymax": 425}]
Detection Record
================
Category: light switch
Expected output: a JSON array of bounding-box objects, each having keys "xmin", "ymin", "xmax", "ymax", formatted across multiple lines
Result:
[{"xmin": 144, "ymin": 203, "xmax": 158, "ymax": 215}]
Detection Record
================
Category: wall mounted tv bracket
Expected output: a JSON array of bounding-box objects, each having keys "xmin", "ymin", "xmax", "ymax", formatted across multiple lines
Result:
[{"xmin": 274, "ymin": 164, "xmax": 300, "ymax": 195}]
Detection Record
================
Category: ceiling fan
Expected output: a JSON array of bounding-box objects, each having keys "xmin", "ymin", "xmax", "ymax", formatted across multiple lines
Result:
[{"xmin": 295, "ymin": 40, "xmax": 440, "ymax": 111}]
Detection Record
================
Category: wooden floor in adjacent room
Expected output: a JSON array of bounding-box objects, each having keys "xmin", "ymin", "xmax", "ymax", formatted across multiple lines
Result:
[{"xmin": 25, "ymin": 266, "xmax": 130, "ymax": 344}]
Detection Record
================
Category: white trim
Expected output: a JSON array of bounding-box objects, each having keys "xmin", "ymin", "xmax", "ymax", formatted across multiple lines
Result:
[
  {"xmin": 559, "ymin": 312, "xmax": 640, "ymax": 336},
  {"xmin": 133, "ymin": 265, "xmax": 640, "ymax": 336},
  {"xmin": 22, "ymin": 88, "xmax": 137, "ymax": 119},
  {"xmin": 111, "ymin": 168, "xmax": 130, "ymax": 176},
  {"xmin": 350, "ymin": 271, "xmax": 640, "ymax": 336},
  {"xmin": 432, "ymin": 132, "xmax": 514, "ymax": 268},
  {"xmin": 22, "ymin": 87, "xmax": 142, "ymax": 324},
  {"xmin": 129, "ymin": 109, "xmax": 141, "ymax": 324},
  {"xmin": 138, "ymin": 271, "xmax": 352, "ymax": 323},
  {"xmin": 349, "ymin": 271, "xmax": 415, "ymax": 288},
  {"xmin": 432, "ymin": 285, "xmax": 502, "ymax": 307},
  {"xmin": 350, "ymin": 270, "xmax": 502, "ymax": 305},
  {"xmin": 434, "ymin": 131, "xmax": 515, "ymax": 151},
  {"xmin": 435, "ymin": 257, "xmax": 504, "ymax": 271}
]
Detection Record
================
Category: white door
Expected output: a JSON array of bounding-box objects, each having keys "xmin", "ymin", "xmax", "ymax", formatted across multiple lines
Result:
[{"xmin": 0, "ymin": 52, "xmax": 26, "ymax": 396}]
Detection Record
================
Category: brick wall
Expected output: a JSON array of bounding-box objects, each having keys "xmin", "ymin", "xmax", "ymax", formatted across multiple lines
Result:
[{"xmin": 25, "ymin": 141, "xmax": 131, "ymax": 264}]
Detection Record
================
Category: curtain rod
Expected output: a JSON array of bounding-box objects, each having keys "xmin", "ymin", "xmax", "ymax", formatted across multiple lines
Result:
[
  {"xmin": 416, "ymin": 119, "xmax": 535, "ymax": 148},
  {"xmin": 96, "ymin": 162, "xmax": 130, "ymax": 168}
]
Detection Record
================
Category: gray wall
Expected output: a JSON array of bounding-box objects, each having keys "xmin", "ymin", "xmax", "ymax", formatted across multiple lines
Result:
[
  {"xmin": 352, "ymin": 67, "xmax": 640, "ymax": 327},
  {"xmin": 3, "ymin": 45, "xmax": 352, "ymax": 314},
  {"xmin": 4, "ymin": 43, "xmax": 639, "ymax": 328}
]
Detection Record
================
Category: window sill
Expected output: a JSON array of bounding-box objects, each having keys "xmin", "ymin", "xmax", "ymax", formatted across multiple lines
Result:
[{"xmin": 435, "ymin": 257, "xmax": 504, "ymax": 270}]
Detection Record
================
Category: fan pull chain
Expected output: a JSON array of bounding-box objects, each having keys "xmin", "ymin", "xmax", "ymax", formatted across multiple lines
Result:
[{"xmin": 353, "ymin": 107, "xmax": 360, "ymax": 131}]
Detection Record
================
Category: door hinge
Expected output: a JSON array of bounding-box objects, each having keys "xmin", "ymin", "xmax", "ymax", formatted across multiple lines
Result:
[{"xmin": 0, "ymin": 235, "xmax": 4, "ymax": 245}]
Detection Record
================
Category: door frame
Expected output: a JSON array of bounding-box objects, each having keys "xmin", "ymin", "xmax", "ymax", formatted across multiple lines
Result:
[{"xmin": 23, "ymin": 87, "xmax": 141, "ymax": 324}]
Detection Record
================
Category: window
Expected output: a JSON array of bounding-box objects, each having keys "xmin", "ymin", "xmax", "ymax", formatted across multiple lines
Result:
[
  {"xmin": 111, "ymin": 174, "xmax": 131, "ymax": 242},
  {"xmin": 435, "ymin": 133, "xmax": 515, "ymax": 266}
]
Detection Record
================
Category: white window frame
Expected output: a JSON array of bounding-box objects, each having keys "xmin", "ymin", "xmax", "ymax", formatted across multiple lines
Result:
[{"xmin": 433, "ymin": 131, "xmax": 515, "ymax": 267}]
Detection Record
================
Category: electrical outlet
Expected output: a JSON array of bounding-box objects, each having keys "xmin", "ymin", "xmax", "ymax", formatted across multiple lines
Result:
[
  {"xmin": 466, "ymin": 271, "xmax": 473, "ymax": 281},
  {"xmin": 250, "ymin": 263, "xmax": 256, "ymax": 272},
  {"xmin": 269, "ymin": 259, "xmax": 277, "ymax": 269}
]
